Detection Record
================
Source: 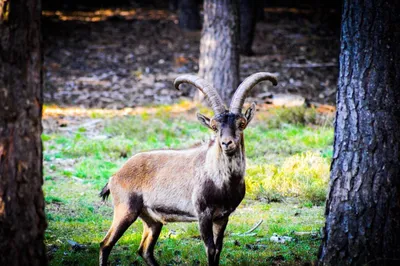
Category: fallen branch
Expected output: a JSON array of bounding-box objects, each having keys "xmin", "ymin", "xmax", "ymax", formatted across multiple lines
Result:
[
  {"xmin": 58, "ymin": 119, "xmax": 102, "ymax": 132},
  {"xmin": 70, "ymin": 176, "xmax": 84, "ymax": 183},
  {"xmin": 293, "ymin": 231, "xmax": 318, "ymax": 237},
  {"xmin": 232, "ymin": 219, "xmax": 263, "ymax": 236},
  {"xmin": 283, "ymin": 62, "xmax": 337, "ymax": 68}
]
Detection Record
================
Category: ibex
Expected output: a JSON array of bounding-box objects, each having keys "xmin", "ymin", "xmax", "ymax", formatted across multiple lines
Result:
[{"xmin": 99, "ymin": 72, "xmax": 278, "ymax": 266}]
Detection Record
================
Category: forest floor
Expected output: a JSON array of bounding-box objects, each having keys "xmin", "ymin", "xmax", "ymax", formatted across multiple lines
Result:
[
  {"xmin": 42, "ymin": 103, "xmax": 334, "ymax": 265},
  {"xmin": 42, "ymin": 7, "xmax": 340, "ymax": 109}
]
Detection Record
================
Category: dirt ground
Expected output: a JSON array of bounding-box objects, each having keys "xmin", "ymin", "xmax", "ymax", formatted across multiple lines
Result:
[{"xmin": 43, "ymin": 7, "xmax": 340, "ymax": 109}]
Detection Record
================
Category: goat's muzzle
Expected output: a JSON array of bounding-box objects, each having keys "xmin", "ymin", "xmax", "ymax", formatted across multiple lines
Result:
[{"xmin": 220, "ymin": 137, "xmax": 237, "ymax": 155}]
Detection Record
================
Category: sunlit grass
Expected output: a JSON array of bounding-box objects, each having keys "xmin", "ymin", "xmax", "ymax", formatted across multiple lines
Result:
[
  {"xmin": 42, "ymin": 8, "xmax": 177, "ymax": 22},
  {"xmin": 43, "ymin": 104, "xmax": 333, "ymax": 265},
  {"xmin": 246, "ymin": 152, "xmax": 330, "ymax": 204},
  {"xmin": 43, "ymin": 100, "xmax": 201, "ymax": 119}
]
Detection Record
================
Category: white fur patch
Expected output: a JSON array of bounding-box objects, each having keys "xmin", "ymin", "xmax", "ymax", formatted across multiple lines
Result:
[{"xmin": 204, "ymin": 142, "xmax": 245, "ymax": 187}]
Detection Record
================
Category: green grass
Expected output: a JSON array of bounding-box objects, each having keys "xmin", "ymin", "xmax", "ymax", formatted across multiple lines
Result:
[
  {"xmin": 246, "ymin": 152, "xmax": 330, "ymax": 204},
  {"xmin": 43, "ymin": 105, "xmax": 333, "ymax": 265}
]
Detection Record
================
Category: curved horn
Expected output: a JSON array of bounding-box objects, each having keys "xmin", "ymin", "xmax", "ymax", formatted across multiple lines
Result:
[
  {"xmin": 174, "ymin": 74, "xmax": 226, "ymax": 114},
  {"xmin": 229, "ymin": 72, "xmax": 278, "ymax": 114}
]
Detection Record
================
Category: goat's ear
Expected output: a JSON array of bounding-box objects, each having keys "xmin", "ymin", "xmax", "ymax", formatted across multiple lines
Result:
[
  {"xmin": 244, "ymin": 102, "xmax": 256, "ymax": 125},
  {"xmin": 196, "ymin": 113, "xmax": 213, "ymax": 130}
]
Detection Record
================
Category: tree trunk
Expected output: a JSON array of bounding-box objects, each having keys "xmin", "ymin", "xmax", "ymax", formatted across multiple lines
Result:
[
  {"xmin": 0, "ymin": 0, "xmax": 47, "ymax": 265},
  {"xmin": 198, "ymin": 0, "xmax": 239, "ymax": 105},
  {"xmin": 239, "ymin": 0, "xmax": 257, "ymax": 56},
  {"xmin": 178, "ymin": 0, "xmax": 201, "ymax": 31},
  {"xmin": 169, "ymin": 0, "xmax": 178, "ymax": 11},
  {"xmin": 318, "ymin": 0, "xmax": 400, "ymax": 265}
]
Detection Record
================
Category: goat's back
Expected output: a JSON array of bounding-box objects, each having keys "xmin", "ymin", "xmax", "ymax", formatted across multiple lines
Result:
[{"xmin": 108, "ymin": 146, "xmax": 207, "ymax": 212}]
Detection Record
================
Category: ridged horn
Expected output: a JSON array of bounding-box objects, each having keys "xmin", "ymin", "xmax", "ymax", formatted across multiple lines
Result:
[
  {"xmin": 174, "ymin": 74, "xmax": 226, "ymax": 114},
  {"xmin": 229, "ymin": 72, "xmax": 278, "ymax": 114}
]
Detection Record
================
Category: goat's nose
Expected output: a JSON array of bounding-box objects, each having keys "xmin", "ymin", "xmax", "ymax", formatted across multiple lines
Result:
[{"xmin": 222, "ymin": 140, "xmax": 233, "ymax": 148}]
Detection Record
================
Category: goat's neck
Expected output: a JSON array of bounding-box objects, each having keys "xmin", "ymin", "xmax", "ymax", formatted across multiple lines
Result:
[{"xmin": 205, "ymin": 137, "xmax": 246, "ymax": 183}]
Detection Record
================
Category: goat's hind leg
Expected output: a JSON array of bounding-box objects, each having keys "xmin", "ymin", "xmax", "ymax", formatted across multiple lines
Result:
[
  {"xmin": 99, "ymin": 202, "xmax": 141, "ymax": 266},
  {"xmin": 138, "ymin": 215, "xmax": 163, "ymax": 266}
]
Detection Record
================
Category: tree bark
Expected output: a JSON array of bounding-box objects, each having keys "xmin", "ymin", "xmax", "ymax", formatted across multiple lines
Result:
[
  {"xmin": 318, "ymin": 0, "xmax": 400, "ymax": 265},
  {"xmin": 0, "ymin": 0, "xmax": 47, "ymax": 265},
  {"xmin": 239, "ymin": 0, "xmax": 257, "ymax": 56},
  {"xmin": 198, "ymin": 0, "xmax": 239, "ymax": 105},
  {"xmin": 178, "ymin": 0, "xmax": 201, "ymax": 31}
]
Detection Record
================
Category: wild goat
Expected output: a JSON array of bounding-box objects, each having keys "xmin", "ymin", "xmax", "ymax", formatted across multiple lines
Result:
[{"xmin": 99, "ymin": 72, "xmax": 278, "ymax": 266}]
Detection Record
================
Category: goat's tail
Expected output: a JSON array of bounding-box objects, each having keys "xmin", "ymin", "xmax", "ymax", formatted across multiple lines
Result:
[{"xmin": 99, "ymin": 183, "xmax": 110, "ymax": 201}]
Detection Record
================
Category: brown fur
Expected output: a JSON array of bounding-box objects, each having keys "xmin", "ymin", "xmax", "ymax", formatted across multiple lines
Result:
[{"xmin": 99, "ymin": 106, "xmax": 255, "ymax": 266}]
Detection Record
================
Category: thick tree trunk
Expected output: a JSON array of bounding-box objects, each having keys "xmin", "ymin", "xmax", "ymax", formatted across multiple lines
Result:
[
  {"xmin": 239, "ymin": 0, "xmax": 257, "ymax": 56},
  {"xmin": 318, "ymin": 0, "xmax": 400, "ymax": 265},
  {"xmin": 198, "ymin": 0, "xmax": 239, "ymax": 105},
  {"xmin": 0, "ymin": 0, "xmax": 47, "ymax": 265},
  {"xmin": 178, "ymin": 0, "xmax": 201, "ymax": 31}
]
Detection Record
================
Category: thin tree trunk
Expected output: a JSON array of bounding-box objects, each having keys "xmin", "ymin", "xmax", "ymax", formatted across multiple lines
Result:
[
  {"xmin": 318, "ymin": 0, "xmax": 400, "ymax": 265},
  {"xmin": 198, "ymin": 0, "xmax": 239, "ymax": 105},
  {"xmin": 0, "ymin": 0, "xmax": 47, "ymax": 265},
  {"xmin": 178, "ymin": 0, "xmax": 201, "ymax": 31},
  {"xmin": 169, "ymin": 0, "xmax": 178, "ymax": 11},
  {"xmin": 239, "ymin": 0, "xmax": 257, "ymax": 56}
]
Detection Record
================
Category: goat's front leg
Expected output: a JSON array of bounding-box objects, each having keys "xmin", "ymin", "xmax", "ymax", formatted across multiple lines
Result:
[
  {"xmin": 213, "ymin": 217, "xmax": 229, "ymax": 265},
  {"xmin": 199, "ymin": 211, "xmax": 217, "ymax": 266}
]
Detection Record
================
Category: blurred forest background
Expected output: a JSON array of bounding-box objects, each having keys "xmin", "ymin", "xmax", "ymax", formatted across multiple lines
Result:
[{"xmin": 42, "ymin": 0, "xmax": 340, "ymax": 108}]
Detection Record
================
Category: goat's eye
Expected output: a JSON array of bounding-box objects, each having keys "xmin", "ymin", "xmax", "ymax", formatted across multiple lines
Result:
[{"xmin": 238, "ymin": 119, "xmax": 246, "ymax": 129}]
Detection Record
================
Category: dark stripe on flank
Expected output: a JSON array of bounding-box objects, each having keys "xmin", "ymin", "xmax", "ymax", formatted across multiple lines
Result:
[{"xmin": 154, "ymin": 206, "xmax": 195, "ymax": 217}]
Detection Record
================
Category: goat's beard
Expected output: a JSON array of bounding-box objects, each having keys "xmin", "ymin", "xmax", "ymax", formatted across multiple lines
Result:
[{"xmin": 222, "ymin": 146, "xmax": 238, "ymax": 156}]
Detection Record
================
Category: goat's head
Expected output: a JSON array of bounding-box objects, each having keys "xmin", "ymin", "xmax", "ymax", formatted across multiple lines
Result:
[{"xmin": 175, "ymin": 72, "xmax": 278, "ymax": 156}]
